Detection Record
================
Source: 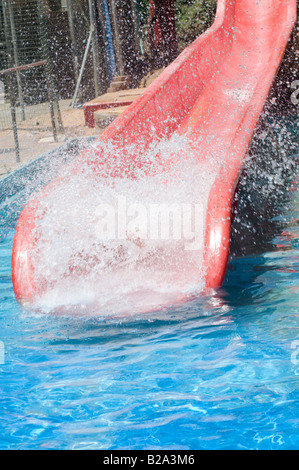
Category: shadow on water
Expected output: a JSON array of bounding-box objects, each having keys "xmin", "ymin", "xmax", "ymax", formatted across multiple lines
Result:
[{"xmin": 223, "ymin": 113, "xmax": 298, "ymax": 308}]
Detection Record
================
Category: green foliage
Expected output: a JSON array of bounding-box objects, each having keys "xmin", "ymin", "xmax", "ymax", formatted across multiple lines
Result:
[{"xmin": 175, "ymin": 0, "xmax": 217, "ymax": 51}]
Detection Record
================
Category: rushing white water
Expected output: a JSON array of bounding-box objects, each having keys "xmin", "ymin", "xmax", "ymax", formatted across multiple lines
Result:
[{"xmin": 31, "ymin": 134, "xmax": 217, "ymax": 316}]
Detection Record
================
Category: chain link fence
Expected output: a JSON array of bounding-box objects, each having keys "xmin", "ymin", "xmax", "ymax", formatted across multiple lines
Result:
[
  {"xmin": 0, "ymin": 0, "xmax": 65, "ymax": 162},
  {"xmin": 0, "ymin": 59, "xmax": 65, "ymax": 161}
]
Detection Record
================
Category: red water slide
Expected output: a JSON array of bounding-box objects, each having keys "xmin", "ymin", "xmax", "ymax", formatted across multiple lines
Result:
[{"xmin": 12, "ymin": 0, "xmax": 297, "ymax": 304}]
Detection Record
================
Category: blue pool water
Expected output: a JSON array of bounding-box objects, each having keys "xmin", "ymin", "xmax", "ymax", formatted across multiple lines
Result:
[{"xmin": 0, "ymin": 139, "xmax": 298, "ymax": 449}]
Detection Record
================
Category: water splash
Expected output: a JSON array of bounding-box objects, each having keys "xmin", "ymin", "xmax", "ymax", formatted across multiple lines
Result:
[{"xmin": 30, "ymin": 133, "xmax": 217, "ymax": 316}]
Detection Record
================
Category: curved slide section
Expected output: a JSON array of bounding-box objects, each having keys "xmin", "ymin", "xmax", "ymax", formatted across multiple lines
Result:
[{"xmin": 12, "ymin": 0, "xmax": 296, "ymax": 307}]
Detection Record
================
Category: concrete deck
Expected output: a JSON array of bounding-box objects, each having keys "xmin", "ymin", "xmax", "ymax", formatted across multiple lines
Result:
[
  {"xmin": 0, "ymin": 99, "xmax": 101, "ymax": 177},
  {"xmin": 0, "ymin": 69, "xmax": 165, "ymax": 178}
]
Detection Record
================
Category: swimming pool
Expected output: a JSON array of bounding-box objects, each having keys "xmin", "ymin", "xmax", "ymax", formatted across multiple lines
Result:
[{"xmin": 0, "ymin": 126, "xmax": 298, "ymax": 450}]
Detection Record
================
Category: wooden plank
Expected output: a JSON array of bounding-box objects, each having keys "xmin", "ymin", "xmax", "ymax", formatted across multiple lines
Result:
[
  {"xmin": 83, "ymin": 88, "xmax": 145, "ymax": 127},
  {"xmin": 0, "ymin": 60, "xmax": 48, "ymax": 75}
]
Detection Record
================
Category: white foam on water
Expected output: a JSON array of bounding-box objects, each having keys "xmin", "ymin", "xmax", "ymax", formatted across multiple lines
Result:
[{"xmin": 31, "ymin": 133, "xmax": 217, "ymax": 316}]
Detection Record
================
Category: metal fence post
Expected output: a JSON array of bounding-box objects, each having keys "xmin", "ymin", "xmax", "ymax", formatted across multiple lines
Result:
[
  {"xmin": 2, "ymin": 0, "xmax": 20, "ymax": 161},
  {"xmin": 37, "ymin": 0, "xmax": 64, "ymax": 141},
  {"xmin": 7, "ymin": 0, "xmax": 25, "ymax": 121},
  {"xmin": 66, "ymin": 0, "xmax": 80, "ymax": 86},
  {"xmin": 71, "ymin": 26, "xmax": 94, "ymax": 107},
  {"xmin": 7, "ymin": 71, "xmax": 20, "ymax": 162},
  {"xmin": 130, "ymin": 0, "xmax": 141, "ymax": 55},
  {"xmin": 88, "ymin": 0, "xmax": 101, "ymax": 97},
  {"xmin": 108, "ymin": 0, "xmax": 124, "ymax": 76}
]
